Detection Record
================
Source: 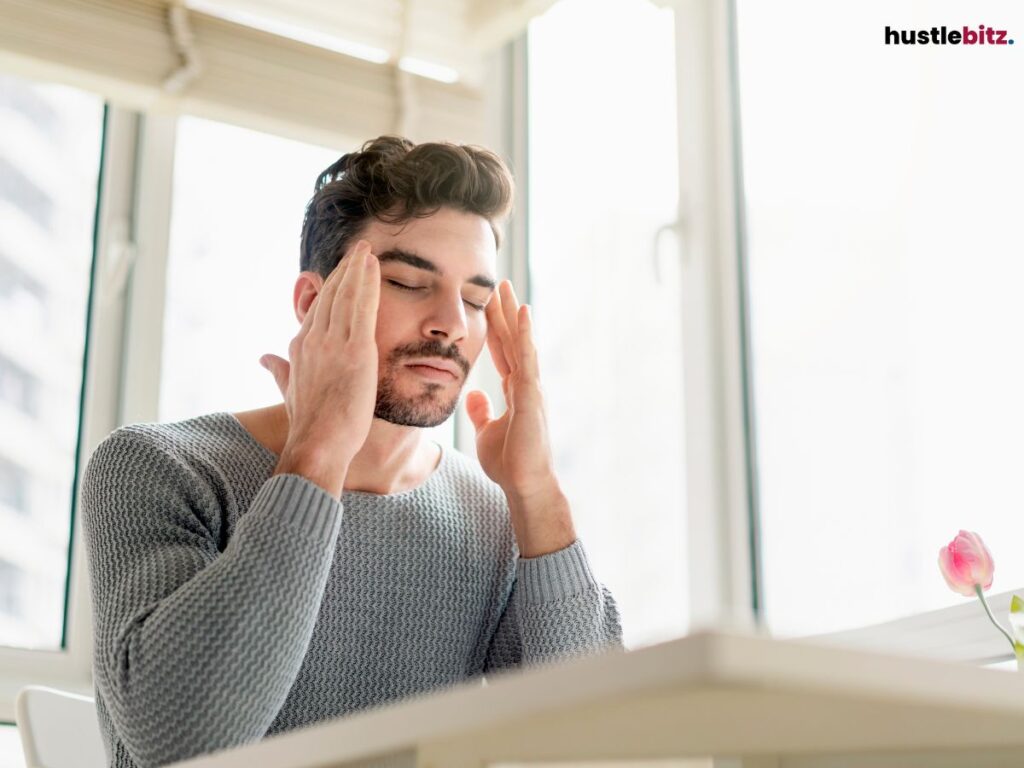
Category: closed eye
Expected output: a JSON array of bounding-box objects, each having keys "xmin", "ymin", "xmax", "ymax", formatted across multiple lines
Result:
[{"xmin": 386, "ymin": 279, "xmax": 486, "ymax": 312}]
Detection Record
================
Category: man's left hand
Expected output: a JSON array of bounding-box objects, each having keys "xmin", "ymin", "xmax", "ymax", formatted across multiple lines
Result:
[{"xmin": 465, "ymin": 280, "xmax": 577, "ymax": 558}]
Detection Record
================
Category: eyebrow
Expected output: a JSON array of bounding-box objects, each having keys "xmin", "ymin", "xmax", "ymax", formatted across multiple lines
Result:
[{"xmin": 374, "ymin": 247, "xmax": 497, "ymax": 291}]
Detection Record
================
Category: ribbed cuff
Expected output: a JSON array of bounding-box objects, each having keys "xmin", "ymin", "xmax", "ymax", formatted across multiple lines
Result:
[
  {"xmin": 516, "ymin": 539, "xmax": 600, "ymax": 604},
  {"xmin": 252, "ymin": 473, "xmax": 342, "ymax": 544}
]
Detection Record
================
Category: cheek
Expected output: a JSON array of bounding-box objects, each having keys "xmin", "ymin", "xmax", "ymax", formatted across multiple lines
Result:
[
  {"xmin": 467, "ymin": 320, "xmax": 488, "ymax": 360},
  {"xmin": 372, "ymin": 301, "xmax": 401, "ymax": 348},
  {"xmin": 374, "ymin": 317, "xmax": 401, "ymax": 360}
]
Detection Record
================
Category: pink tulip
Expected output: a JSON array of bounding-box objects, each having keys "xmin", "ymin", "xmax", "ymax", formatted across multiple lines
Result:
[{"xmin": 938, "ymin": 530, "xmax": 995, "ymax": 597}]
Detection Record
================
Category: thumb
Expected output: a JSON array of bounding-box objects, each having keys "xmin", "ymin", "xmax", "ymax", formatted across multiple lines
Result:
[
  {"xmin": 464, "ymin": 390, "xmax": 492, "ymax": 434},
  {"xmin": 260, "ymin": 354, "xmax": 289, "ymax": 399}
]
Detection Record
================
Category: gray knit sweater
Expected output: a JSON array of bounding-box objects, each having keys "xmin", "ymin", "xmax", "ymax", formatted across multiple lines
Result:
[{"xmin": 79, "ymin": 411, "xmax": 623, "ymax": 768}]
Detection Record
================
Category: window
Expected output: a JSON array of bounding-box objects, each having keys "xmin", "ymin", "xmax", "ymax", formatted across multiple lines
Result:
[
  {"xmin": 528, "ymin": 0, "xmax": 686, "ymax": 649},
  {"xmin": 0, "ymin": 457, "xmax": 28, "ymax": 515},
  {"xmin": 0, "ymin": 157, "xmax": 53, "ymax": 231},
  {"xmin": 0, "ymin": 73, "xmax": 103, "ymax": 650},
  {"xmin": 160, "ymin": 116, "xmax": 341, "ymax": 423},
  {"xmin": 736, "ymin": 2, "xmax": 1024, "ymax": 636},
  {"xmin": 0, "ymin": 562, "xmax": 21, "ymax": 616}
]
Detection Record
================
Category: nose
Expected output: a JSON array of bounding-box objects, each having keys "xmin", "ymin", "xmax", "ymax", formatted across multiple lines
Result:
[{"xmin": 423, "ymin": 292, "xmax": 469, "ymax": 342}]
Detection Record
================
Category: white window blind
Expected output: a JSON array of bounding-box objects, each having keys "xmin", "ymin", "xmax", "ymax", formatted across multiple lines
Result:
[{"xmin": 0, "ymin": 0, "xmax": 533, "ymax": 149}]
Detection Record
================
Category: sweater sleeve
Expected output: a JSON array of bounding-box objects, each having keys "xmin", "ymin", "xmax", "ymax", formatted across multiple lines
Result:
[
  {"xmin": 80, "ymin": 430, "xmax": 343, "ymax": 768},
  {"xmin": 482, "ymin": 538, "xmax": 624, "ymax": 677}
]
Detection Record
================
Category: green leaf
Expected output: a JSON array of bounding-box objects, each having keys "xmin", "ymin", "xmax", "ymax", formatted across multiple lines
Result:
[{"xmin": 1009, "ymin": 595, "xmax": 1024, "ymax": 646}]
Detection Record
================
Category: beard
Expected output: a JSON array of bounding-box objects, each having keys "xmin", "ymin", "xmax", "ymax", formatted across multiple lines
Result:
[{"xmin": 373, "ymin": 354, "xmax": 465, "ymax": 428}]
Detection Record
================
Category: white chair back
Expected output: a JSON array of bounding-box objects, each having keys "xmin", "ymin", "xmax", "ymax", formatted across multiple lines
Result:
[{"xmin": 15, "ymin": 686, "xmax": 106, "ymax": 768}]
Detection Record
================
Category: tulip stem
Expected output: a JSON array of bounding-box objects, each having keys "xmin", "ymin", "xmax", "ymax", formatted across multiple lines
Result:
[{"xmin": 974, "ymin": 584, "xmax": 1017, "ymax": 654}]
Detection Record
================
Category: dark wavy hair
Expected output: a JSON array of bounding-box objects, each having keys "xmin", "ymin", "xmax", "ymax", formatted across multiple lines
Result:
[{"xmin": 299, "ymin": 135, "xmax": 515, "ymax": 277}]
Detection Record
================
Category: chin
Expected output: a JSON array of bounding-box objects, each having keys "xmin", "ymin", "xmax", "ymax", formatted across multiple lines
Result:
[
  {"xmin": 377, "ymin": 407, "xmax": 457, "ymax": 429},
  {"xmin": 373, "ymin": 362, "xmax": 467, "ymax": 426},
  {"xmin": 375, "ymin": 388, "xmax": 460, "ymax": 428}
]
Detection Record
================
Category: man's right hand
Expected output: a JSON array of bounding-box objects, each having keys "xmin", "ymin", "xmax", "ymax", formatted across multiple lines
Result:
[{"xmin": 260, "ymin": 240, "xmax": 380, "ymax": 497}]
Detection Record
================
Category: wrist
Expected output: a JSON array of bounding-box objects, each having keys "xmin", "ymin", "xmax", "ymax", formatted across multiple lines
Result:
[
  {"xmin": 275, "ymin": 443, "xmax": 350, "ymax": 499},
  {"xmin": 506, "ymin": 483, "xmax": 577, "ymax": 558},
  {"xmin": 504, "ymin": 473, "xmax": 563, "ymax": 507}
]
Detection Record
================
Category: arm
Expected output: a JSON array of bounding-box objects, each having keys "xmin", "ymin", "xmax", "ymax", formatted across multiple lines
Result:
[
  {"xmin": 468, "ymin": 282, "xmax": 622, "ymax": 674},
  {"xmin": 80, "ymin": 430, "xmax": 343, "ymax": 767},
  {"xmin": 483, "ymin": 538, "xmax": 624, "ymax": 677},
  {"xmin": 80, "ymin": 239, "xmax": 378, "ymax": 765}
]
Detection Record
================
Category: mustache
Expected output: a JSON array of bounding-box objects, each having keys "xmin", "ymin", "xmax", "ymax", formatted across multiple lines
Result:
[{"xmin": 387, "ymin": 342, "xmax": 471, "ymax": 378}]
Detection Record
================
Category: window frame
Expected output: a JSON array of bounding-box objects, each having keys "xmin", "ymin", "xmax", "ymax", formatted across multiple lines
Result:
[
  {"xmin": 0, "ymin": 103, "xmax": 142, "ymax": 720},
  {"xmin": 665, "ymin": 0, "xmax": 760, "ymax": 635}
]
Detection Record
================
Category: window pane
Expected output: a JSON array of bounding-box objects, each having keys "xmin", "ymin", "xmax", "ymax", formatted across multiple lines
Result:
[
  {"xmin": 528, "ymin": 0, "xmax": 686, "ymax": 649},
  {"xmin": 0, "ymin": 74, "xmax": 103, "ymax": 649},
  {"xmin": 737, "ymin": 1, "xmax": 1024, "ymax": 635},
  {"xmin": 160, "ymin": 119, "xmax": 459, "ymax": 445}
]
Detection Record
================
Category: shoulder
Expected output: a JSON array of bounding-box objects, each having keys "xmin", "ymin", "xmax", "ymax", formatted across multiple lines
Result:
[
  {"xmin": 99, "ymin": 411, "xmax": 232, "ymax": 455},
  {"xmin": 79, "ymin": 419, "xmax": 235, "ymax": 566},
  {"xmin": 81, "ymin": 412, "xmax": 241, "ymax": 505},
  {"xmin": 80, "ymin": 413, "xmax": 241, "ymax": 533}
]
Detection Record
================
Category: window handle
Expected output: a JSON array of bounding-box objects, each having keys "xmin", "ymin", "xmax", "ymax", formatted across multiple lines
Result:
[{"xmin": 652, "ymin": 215, "xmax": 688, "ymax": 284}]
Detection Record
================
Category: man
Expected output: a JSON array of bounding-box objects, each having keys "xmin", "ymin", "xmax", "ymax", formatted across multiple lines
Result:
[{"xmin": 81, "ymin": 135, "xmax": 622, "ymax": 768}]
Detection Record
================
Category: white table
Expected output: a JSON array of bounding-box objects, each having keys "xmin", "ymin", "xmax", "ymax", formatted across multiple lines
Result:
[{"xmin": 169, "ymin": 629, "xmax": 1024, "ymax": 768}]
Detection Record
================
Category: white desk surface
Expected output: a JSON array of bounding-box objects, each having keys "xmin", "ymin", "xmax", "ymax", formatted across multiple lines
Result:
[{"xmin": 169, "ymin": 629, "xmax": 1024, "ymax": 768}]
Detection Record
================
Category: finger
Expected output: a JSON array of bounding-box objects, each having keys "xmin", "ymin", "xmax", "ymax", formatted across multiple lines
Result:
[
  {"xmin": 328, "ymin": 240, "xmax": 369, "ymax": 335},
  {"xmin": 485, "ymin": 315, "xmax": 512, "ymax": 378},
  {"xmin": 343, "ymin": 245, "xmax": 367, "ymax": 335},
  {"xmin": 260, "ymin": 353, "xmax": 290, "ymax": 399},
  {"xmin": 348, "ymin": 248, "xmax": 380, "ymax": 341},
  {"xmin": 499, "ymin": 280, "xmax": 521, "ymax": 353},
  {"xmin": 498, "ymin": 280, "xmax": 522, "ymax": 371},
  {"xmin": 486, "ymin": 282, "xmax": 517, "ymax": 374},
  {"xmin": 517, "ymin": 304, "xmax": 540, "ymax": 380},
  {"xmin": 312, "ymin": 261, "xmax": 344, "ymax": 336},
  {"xmin": 465, "ymin": 390, "xmax": 493, "ymax": 434},
  {"xmin": 316, "ymin": 240, "xmax": 363, "ymax": 335}
]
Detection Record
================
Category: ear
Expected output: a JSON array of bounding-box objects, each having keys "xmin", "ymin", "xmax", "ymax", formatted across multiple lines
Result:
[{"xmin": 293, "ymin": 271, "xmax": 325, "ymax": 324}]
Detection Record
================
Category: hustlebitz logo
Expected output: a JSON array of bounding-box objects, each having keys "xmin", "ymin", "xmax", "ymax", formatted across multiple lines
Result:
[{"xmin": 884, "ymin": 25, "xmax": 1014, "ymax": 45}]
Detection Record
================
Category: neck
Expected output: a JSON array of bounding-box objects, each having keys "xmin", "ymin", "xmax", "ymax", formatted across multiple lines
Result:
[{"xmin": 236, "ymin": 403, "xmax": 442, "ymax": 495}]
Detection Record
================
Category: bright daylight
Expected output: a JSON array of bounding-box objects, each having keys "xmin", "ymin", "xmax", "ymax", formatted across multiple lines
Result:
[{"xmin": 1, "ymin": 0, "xmax": 1023, "ymax": 766}]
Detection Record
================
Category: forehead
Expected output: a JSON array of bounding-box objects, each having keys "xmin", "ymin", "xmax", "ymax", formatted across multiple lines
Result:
[{"xmin": 361, "ymin": 207, "xmax": 497, "ymax": 277}]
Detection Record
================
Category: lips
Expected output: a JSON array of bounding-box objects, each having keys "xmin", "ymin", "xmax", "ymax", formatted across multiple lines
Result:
[{"xmin": 404, "ymin": 359, "xmax": 460, "ymax": 378}]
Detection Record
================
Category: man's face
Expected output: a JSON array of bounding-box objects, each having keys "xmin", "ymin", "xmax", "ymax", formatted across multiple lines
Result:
[{"xmin": 300, "ymin": 206, "xmax": 498, "ymax": 428}]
